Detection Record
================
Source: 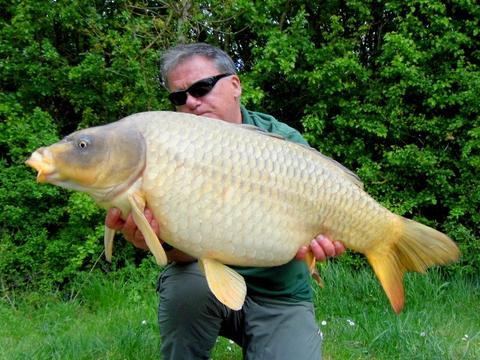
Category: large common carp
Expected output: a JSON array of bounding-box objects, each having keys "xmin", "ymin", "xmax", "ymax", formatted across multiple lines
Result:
[{"xmin": 26, "ymin": 111, "xmax": 459, "ymax": 312}]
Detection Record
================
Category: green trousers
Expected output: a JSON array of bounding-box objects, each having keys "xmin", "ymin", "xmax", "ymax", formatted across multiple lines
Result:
[{"xmin": 157, "ymin": 262, "xmax": 322, "ymax": 359}]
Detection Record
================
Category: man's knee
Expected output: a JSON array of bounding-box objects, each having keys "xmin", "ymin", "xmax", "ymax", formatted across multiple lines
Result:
[
  {"xmin": 157, "ymin": 262, "xmax": 227, "ymax": 327},
  {"xmin": 157, "ymin": 262, "xmax": 226, "ymax": 359},
  {"xmin": 158, "ymin": 263, "xmax": 209, "ymax": 315}
]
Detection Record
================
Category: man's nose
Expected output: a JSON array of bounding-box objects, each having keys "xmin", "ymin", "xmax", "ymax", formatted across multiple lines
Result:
[{"xmin": 184, "ymin": 93, "xmax": 202, "ymax": 109}]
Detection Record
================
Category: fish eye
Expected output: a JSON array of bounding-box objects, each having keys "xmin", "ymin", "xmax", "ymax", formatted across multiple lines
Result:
[{"xmin": 78, "ymin": 139, "xmax": 89, "ymax": 149}]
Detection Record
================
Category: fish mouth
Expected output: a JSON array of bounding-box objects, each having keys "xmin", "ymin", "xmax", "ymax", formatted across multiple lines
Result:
[{"xmin": 25, "ymin": 148, "xmax": 57, "ymax": 183}]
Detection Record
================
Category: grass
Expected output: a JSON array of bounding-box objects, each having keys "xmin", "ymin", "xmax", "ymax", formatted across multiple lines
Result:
[
  {"xmin": 314, "ymin": 264, "xmax": 479, "ymax": 359},
  {"xmin": 1, "ymin": 262, "xmax": 478, "ymax": 359},
  {"xmin": 0, "ymin": 264, "xmax": 161, "ymax": 360}
]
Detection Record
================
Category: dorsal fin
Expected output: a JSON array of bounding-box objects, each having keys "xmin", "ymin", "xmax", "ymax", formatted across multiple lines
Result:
[
  {"xmin": 239, "ymin": 124, "xmax": 363, "ymax": 189},
  {"xmin": 239, "ymin": 124, "xmax": 286, "ymax": 139}
]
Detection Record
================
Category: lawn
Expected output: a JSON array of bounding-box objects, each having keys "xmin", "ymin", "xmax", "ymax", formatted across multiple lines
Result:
[{"xmin": 1, "ymin": 262, "xmax": 478, "ymax": 359}]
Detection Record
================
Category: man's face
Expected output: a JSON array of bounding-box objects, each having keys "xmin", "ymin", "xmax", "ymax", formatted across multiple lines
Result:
[{"xmin": 166, "ymin": 55, "xmax": 242, "ymax": 124}]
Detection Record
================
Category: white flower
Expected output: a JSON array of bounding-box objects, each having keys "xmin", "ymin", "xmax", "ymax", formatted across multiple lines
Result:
[
  {"xmin": 321, "ymin": 320, "xmax": 327, "ymax": 326},
  {"xmin": 229, "ymin": 340, "xmax": 235, "ymax": 344},
  {"xmin": 227, "ymin": 346, "xmax": 232, "ymax": 351},
  {"xmin": 141, "ymin": 320, "xmax": 147, "ymax": 325},
  {"xmin": 462, "ymin": 334, "xmax": 469, "ymax": 341},
  {"xmin": 347, "ymin": 319, "xmax": 355, "ymax": 326},
  {"xmin": 420, "ymin": 332, "xmax": 426, "ymax": 337}
]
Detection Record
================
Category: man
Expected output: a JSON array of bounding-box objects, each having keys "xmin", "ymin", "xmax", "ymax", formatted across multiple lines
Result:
[{"xmin": 106, "ymin": 43, "xmax": 345, "ymax": 359}]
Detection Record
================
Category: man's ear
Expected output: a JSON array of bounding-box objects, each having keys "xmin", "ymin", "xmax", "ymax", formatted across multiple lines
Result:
[{"xmin": 230, "ymin": 75, "xmax": 242, "ymax": 98}]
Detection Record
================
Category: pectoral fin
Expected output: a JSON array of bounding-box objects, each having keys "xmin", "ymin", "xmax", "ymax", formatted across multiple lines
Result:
[
  {"xmin": 304, "ymin": 250, "xmax": 324, "ymax": 287},
  {"xmin": 198, "ymin": 258, "xmax": 247, "ymax": 310},
  {"xmin": 104, "ymin": 225, "xmax": 116, "ymax": 262},
  {"xmin": 128, "ymin": 193, "xmax": 167, "ymax": 266}
]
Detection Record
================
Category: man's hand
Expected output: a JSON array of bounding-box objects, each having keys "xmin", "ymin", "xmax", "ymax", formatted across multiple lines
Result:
[
  {"xmin": 105, "ymin": 208, "xmax": 159, "ymax": 250},
  {"xmin": 295, "ymin": 235, "xmax": 345, "ymax": 262}
]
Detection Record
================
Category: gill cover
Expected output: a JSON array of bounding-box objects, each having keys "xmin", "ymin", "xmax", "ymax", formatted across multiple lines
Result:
[{"xmin": 48, "ymin": 123, "xmax": 146, "ymax": 191}]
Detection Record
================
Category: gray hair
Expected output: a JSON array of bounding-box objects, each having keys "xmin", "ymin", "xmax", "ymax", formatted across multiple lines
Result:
[{"xmin": 160, "ymin": 43, "xmax": 237, "ymax": 89}]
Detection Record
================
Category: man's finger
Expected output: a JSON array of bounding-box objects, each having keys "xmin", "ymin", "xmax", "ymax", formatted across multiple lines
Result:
[
  {"xmin": 333, "ymin": 241, "xmax": 346, "ymax": 256},
  {"xmin": 295, "ymin": 245, "xmax": 309, "ymax": 260},
  {"xmin": 151, "ymin": 218, "xmax": 160, "ymax": 235},
  {"xmin": 122, "ymin": 214, "xmax": 138, "ymax": 242},
  {"xmin": 133, "ymin": 228, "xmax": 149, "ymax": 250},
  {"xmin": 105, "ymin": 208, "xmax": 122, "ymax": 229},
  {"xmin": 310, "ymin": 239, "xmax": 327, "ymax": 262},
  {"xmin": 316, "ymin": 235, "xmax": 336, "ymax": 258}
]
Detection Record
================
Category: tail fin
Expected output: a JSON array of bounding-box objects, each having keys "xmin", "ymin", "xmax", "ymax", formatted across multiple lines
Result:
[{"xmin": 366, "ymin": 218, "xmax": 460, "ymax": 314}]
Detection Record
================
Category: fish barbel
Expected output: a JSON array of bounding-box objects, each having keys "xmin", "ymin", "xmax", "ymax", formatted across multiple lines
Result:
[{"xmin": 26, "ymin": 111, "xmax": 459, "ymax": 312}]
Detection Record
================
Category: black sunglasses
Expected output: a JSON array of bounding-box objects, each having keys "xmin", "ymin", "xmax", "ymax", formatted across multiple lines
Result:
[{"xmin": 168, "ymin": 73, "xmax": 233, "ymax": 106}]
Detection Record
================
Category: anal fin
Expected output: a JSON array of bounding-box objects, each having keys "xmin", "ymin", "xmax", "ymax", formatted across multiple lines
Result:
[{"xmin": 198, "ymin": 258, "xmax": 247, "ymax": 310}]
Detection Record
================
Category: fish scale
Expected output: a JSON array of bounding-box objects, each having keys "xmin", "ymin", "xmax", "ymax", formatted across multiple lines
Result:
[{"xmin": 26, "ymin": 111, "xmax": 459, "ymax": 312}]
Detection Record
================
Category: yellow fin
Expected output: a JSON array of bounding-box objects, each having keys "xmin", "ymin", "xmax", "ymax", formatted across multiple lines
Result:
[
  {"xmin": 304, "ymin": 250, "xmax": 324, "ymax": 287},
  {"xmin": 128, "ymin": 193, "xmax": 168, "ymax": 266},
  {"xmin": 104, "ymin": 225, "xmax": 115, "ymax": 262},
  {"xmin": 366, "ymin": 217, "xmax": 459, "ymax": 314},
  {"xmin": 198, "ymin": 258, "xmax": 247, "ymax": 310}
]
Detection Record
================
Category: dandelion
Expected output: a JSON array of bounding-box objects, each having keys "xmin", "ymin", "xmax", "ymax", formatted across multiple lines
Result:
[
  {"xmin": 321, "ymin": 320, "xmax": 327, "ymax": 326},
  {"xmin": 347, "ymin": 319, "xmax": 355, "ymax": 326}
]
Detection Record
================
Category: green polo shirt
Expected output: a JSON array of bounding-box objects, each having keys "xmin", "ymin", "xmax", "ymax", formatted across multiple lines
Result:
[{"xmin": 232, "ymin": 106, "xmax": 312, "ymax": 303}]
